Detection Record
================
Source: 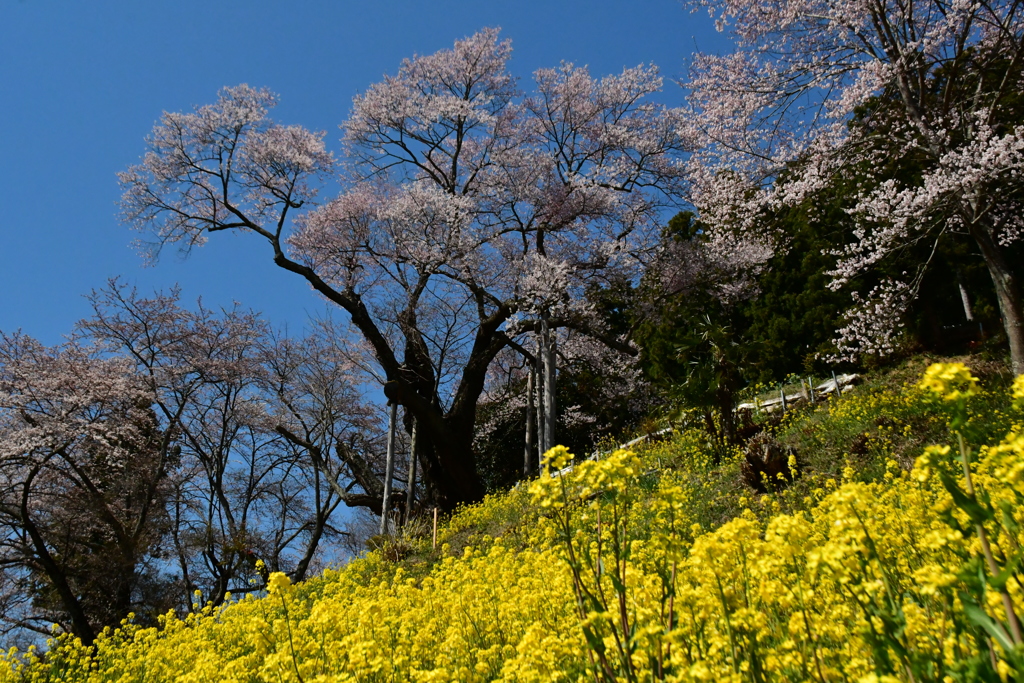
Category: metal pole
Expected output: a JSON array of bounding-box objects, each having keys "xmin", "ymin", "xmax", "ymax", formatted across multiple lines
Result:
[
  {"xmin": 780, "ymin": 384, "xmax": 787, "ymax": 413},
  {"xmin": 404, "ymin": 419, "xmax": 418, "ymax": 526},
  {"xmin": 807, "ymin": 377, "xmax": 816, "ymax": 403},
  {"xmin": 832, "ymin": 370, "xmax": 841, "ymax": 399},
  {"xmin": 525, "ymin": 368, "xmax": 536, "ymax": 476},
  {"xmin": 380, "ymin": 401, "xmax": 398, "ymax": 537}
]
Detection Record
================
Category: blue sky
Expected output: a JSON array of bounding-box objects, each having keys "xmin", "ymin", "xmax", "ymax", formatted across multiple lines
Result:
[{"xmin": 0, "ymin": 0, "xmax": 726, "ymax": 345}]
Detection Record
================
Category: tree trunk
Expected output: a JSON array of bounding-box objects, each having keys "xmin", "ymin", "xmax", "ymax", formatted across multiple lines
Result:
[
  {"xmin": 972, "ymin": 222, "xmax": 1024, "ymax": 375},
  {"xmin": 541, "ymin": 317, "xmax": 557, "ymax": 452},
  {"xmin": 717, "ymin": 386, "xmax": 736, "ymax": 446},
  {"xmin": 379, "ymin": 402, "xmax": 398, "ymax": 536},
  {"xmin": 524, "ymin": 368, "xmax": 536, "ymax": 476},
  {"xmin": 19, "ymin": 470, "xmax": 97, "ymax": 646},
  {"xmin": 408, "ymin": 411, "xmax": 485, "ymax": 512},
  {"xmin": 404, "ymin": 419, "xmax": 418, "ymax": 525}
]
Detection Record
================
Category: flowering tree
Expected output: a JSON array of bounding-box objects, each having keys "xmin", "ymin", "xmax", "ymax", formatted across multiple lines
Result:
[
  {"xmin": 0, "ymin": 333, "xmax": 171, "ymax": 645},
  {"xmin": 79, "ymin": 284, "xmax": 377, "ymax": 607},
  {"xmin": 683, "ymin": 0, "xmax": 1024, "ymax": 373},
  {"xmin": 121, "ymin": 29, "xmax": 687, "ymax": 510},
  {"xmin": 0, "ymin": 288, "xmax": 376, "ymax": 644}
]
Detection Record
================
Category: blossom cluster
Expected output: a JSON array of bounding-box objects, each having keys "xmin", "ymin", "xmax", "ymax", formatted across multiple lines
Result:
[{"xmin": 3, "ymin": 365, "xmax": 1024, "ymax": 681}]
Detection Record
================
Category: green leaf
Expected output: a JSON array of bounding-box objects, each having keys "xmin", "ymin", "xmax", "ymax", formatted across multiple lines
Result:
[
  {"xmin": 963, "ymin": 602, "xmax": 1015, "ymax": 654},
  {"xmin": 999, "ymin": 501, "xmax": 1020, "ymax": 536},
  {"xmin": 582, "ymin": 624, "xmax": 607, "ymax": 655},
  {"xmin": 609, "ymin": 569, "xmax": 626, "ymax": 595},
  {"xmin": 938, "ymin": 470, "xmax": 992, "ymax": 524},
  {"xmin": 989, "ymin": 549, "xmax": 1024, "ymax": 591}
]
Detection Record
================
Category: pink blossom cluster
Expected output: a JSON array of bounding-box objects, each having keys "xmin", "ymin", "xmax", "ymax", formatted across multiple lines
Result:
[
  {"xmin": 0, "ymin": 333, "xmax": 153, "ymax": 471},
  {"xmin": 121, "ymin": 28, "xmax": 689, "ymax": 413},
  {"xmin": 826, "ymin": 279, "xmax": 911, "ymax": 363},
  {"xmin": 682, "ymin": 0, "xmax": 1024, "ymax": 366}
]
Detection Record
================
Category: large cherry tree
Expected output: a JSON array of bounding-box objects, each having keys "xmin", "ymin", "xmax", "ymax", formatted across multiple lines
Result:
[
  {"xmin": 120, "ymin": 29, "xmax": 687, "ymax": 511},
  {"xmin": 683, "ymin": 0, "xmax": 1024, "ymax": 372}
]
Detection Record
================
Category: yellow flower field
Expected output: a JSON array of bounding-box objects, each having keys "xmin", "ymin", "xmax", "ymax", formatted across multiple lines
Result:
[{"xmin": 2, "ymin": 363, "xmax": 1023, "ymax": 682}]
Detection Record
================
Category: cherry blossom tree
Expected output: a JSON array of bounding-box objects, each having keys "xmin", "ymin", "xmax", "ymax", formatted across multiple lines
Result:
[
  {"xmin": 0, "ymin": 333, "xmax": 172, "ymax": 645},
  {"xmin": 79, "ymin": 283, "xmax": 377, "ymax": 606},
  {"xmin": 683, "ymin": 0, "xmax": 1024, "ymax": 373},
  {"xmin": 120, "ymin": 28, "xmax": 688, "ymax": 510},
  {"xmin": 0, "ymin": 287, "xmax": 377, "ymax": 644}
]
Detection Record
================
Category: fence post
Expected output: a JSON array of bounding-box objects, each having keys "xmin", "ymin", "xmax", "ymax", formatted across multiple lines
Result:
[{"xmin": 780, "ymin": 384, "xmax": 787, "ymax": 413}]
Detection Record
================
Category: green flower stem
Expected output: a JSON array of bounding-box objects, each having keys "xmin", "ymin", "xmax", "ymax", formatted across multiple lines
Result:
[{"xmin": 957, "ymin": 432, "xmax": 1023, "ymax": 646}]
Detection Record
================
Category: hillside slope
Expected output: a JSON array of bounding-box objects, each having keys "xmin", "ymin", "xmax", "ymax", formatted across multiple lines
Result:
[{"xmin": 3, "ymin": 361, "xmax": 1024, "ymax": 682}]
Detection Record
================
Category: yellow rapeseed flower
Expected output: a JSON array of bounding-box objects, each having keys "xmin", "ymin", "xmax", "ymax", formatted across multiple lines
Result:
[{"xmin": 918, "ymin": 362, "xmax": 979, "ymax": 402}]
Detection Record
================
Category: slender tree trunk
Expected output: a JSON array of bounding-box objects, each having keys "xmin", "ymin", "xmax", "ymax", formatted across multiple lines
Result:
[
  {"xmin": 525, "ymin": 368, "xmax": 536, "ymax": 476},
  {"xmin": 380, "ymin": 402, "xmax": 398, "ymax": 536},
  {"xmin": 293, "ymin": 508, "xmax": 329, "ymax": 582},
  {"xmin": 541, "ymin": 317, "xmax": 557, "ymax": 452},
  {"xmin": 957, "ymin": 271, "xmax": 975, "ymax": 322},
  {"xmin": 535, "ymin": 336, "xmax": 547, "ymax": 458},
  {"xmin": 972, "ymin": 222, "xmax": 1024, "ymax": 375},
  {"xmin": 404, "ymin": 419, "xmax": 418, "ymax": 525},
  {"xmin": 703, "ymin": 411, "xmax": 721, "ymax": 464},
  {"xmin": 717, "ymin": 386, "xmax": 736, "ymax": 446}
]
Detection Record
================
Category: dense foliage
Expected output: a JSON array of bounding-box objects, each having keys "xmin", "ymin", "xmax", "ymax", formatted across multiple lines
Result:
[{"xmin": 682, "ymin": 0, "xmax": 1024, "ymax": 374}]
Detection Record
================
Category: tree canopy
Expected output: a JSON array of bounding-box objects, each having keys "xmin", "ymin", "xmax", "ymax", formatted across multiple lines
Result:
[{"xmin": 120, "ymin": 28, "xmax": 688, "ymax": 510}]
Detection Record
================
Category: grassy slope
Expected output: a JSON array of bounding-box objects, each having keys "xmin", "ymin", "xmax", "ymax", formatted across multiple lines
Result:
[{"xmin": 2, "ymin": 356, "xmax": 1023, "ymax": 682}]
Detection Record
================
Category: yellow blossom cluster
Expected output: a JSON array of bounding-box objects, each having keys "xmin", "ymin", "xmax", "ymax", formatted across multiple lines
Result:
[
  {"xmin": 1012, "ymin": 374, "xmax": 1024, "ymax": 410},
  {"xmin": 1, "ymin": 364, "xmax": 1022, "ymax": 682},
  {"xmin": 917, "ymin": 362, "xmax": 980, "ymax": 402}
]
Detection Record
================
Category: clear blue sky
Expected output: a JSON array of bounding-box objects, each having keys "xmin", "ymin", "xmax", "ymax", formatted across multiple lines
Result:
[{"xmin": 0, "ymin": 0, "xmax": 726, "ymax": 344}]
